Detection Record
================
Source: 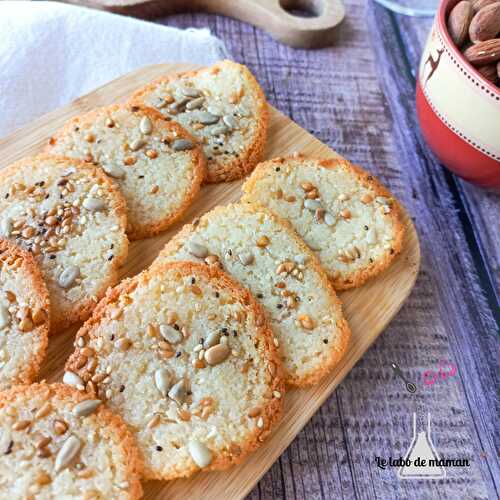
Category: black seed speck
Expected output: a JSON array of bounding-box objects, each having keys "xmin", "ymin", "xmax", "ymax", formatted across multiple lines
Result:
[
  {"xmin": 175, "ymin": 351, "xmax": 181, "ymax": 358},
  {"xmin": 277, "ymin": 304, "xmax": 283, "ymax": 309},
  {"xmin": 364, "ymin": 225, "xmax": 369, "ymax": 230},
  {"xmin": 155, "ymin": 445, "xmax": 163, "ymax": 451},
  {"xmin": 119, "ymin": 385, "xmax": 125, "ymax": 392},
  {"xmin": 49, "ymin": 254, "xmax": 56, "ymax": 260},
  {"xmin": 107, "ymin": 254, "xmax": 114, "ymax": 261},
  {"xmin": 4, "ymin": 193, "xmax": 9, "ymax": 199},
  {"xmin": 174, "ymin": 324, "xmax": 180, "ymax": 331},
  {"xmin": 232, "ymin": 330, "xmax": 237, "ymax": 337},
  {"xmin": 110, "ymin": 244, "xmax": 114, "ymax": 249},
  {"xmin": 5, "ymin": 440, "xmax": 13, "ymax": 455},
  {"xmin": 215, "ymin": 292, "xmax": 220, "ymax": 298},
  {"xmin": 323, "ymin": 339, "xmax": 328, "ymax": 344},
  {"xmin": 191, "ymin": 277, "xmax": 196, "ymax": 284},
  {"xmin": 257, "ymin": 293, "xmax": 263, "ymax": 299},
  {"xmin": 110, "ymin": 334, "xmax": 115, "ymax": 341}
]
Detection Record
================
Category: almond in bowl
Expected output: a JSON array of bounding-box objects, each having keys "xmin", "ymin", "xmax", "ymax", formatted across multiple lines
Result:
[{"xmin": 416, "ymin": 0, "xmax": 500, "ymax": 188}]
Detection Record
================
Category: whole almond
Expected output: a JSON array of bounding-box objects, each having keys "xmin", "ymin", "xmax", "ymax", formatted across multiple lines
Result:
[
  {"xmin": 469, "ymin": 2, "xmax": 500, "ymax": 42},
  {"xmin": 448, "ymin": 1, "xmax": 475, "ymax": 47},
  {"xmin": 471, "ymin": 0, "xmax": 498, "ymax": 12},
  {"xmin": 464, "ymin": 38, "xmax": 500, "ymax": 64},
  {"xmin": 477, "ymin": 63, "xmax": 499, "ymax": 81}
]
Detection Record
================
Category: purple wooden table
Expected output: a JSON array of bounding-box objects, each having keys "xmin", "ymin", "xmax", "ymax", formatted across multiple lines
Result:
[{"xmin": 155, "ymin": 2, "xmax": 500, "ymax": 498}]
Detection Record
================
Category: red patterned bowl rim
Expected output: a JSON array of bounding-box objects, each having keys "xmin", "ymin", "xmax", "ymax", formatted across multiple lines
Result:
[{"xmin": 438, "ymin": 0, "xmax": 500, "ymax": 96}]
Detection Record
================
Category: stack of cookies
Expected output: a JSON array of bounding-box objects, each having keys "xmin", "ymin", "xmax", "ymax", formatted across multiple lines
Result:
[{"xmin": 0, "ymin": 60, "xmax": 405, "ymax": 495}]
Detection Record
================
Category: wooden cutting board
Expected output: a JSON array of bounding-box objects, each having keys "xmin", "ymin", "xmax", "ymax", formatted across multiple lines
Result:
[
  {"xmin": 0, "ymin": 63, "xmax": 420, "ymax": 500},
  {"xmin": 59, "ymin": 0, "xmax": 345, "ymax": 48}
]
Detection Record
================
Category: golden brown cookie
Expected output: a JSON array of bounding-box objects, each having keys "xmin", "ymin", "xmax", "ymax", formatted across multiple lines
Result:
[
  {"xmin": 0, "ymin": 155, "xmax": 128, "ymax": 332},
  {"xmin": 0, "ymin": 239, "xmax": 49, "ymax": 390},
  {"xmin": 241, "ymin": 156, "xmax": 405, "ymax": 289},
  {"xmin": 0, "ymin": 383, "xmax": 142, "ymax": 498},
  {"xmin": 64, "ymin": 262, "xmax": 284, "ymax": 480},
  {"xmin": 131, "ymin": 60, "xmax": 268, "ymax": 183}
]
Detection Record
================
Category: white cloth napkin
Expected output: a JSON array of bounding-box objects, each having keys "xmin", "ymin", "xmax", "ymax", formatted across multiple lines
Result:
[{"xmin": 0, "ymin": 1, "xmax": 229, "ymax": 138}]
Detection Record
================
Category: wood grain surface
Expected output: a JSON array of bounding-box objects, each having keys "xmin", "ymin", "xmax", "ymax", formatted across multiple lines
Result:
[
  {"xmin": 152, "ymin": 5, "xmax": 500, "ymax": 500},
  {"xmin": 0, "ymin": 63, "xmax": 419, "ymax": 499},
  {"xmin": 59, "ymin": 0, "xmax": 346, "ymax": 48}
]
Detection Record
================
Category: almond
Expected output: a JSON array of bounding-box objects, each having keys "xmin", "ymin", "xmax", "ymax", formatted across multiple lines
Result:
[
  {"xmin": 471, "ymin": 0, "xmax": 498, "ymax": 12},
  {"xmin": 469, "ymin": 2, "xmax": 500, "ymax": 42},
  {"xmin": 477, "ymin": 63, "xmax": 499, "ymax": 81},
  {"xmin": 448, "ymin": 1, "xmax": 474, "ymax": 47},
  {"xmin": 463, "ymin": 38, "xmax": 500, "ymax": 65}
]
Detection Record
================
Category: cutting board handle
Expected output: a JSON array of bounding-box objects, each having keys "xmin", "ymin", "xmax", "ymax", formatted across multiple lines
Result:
[{"xmin": 64, "ymin": 0, "xmax": 345, "ymax": 48}]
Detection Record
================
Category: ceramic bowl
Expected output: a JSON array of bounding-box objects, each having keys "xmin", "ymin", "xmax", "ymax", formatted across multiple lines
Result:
[{"xmin": 416, "ymin": 0, "xmax": 500, "ymax": 188}]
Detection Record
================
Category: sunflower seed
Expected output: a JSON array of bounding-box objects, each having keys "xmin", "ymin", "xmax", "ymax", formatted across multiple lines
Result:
[
  {"xmin": 238, "ymin": 252, "xmax": 254, "ymax": 266},
  {"xmin": 187, "ymin": 241, "xmax": 208, "ymax": 258},
  {"xmin": 154, "ymin": 368, "xmax": 172, "ymax": 396},
  {"xmin": 210, "ymin": 124, "xmax": 229, "ymax": 136},
  {"xmin": 0, "ymin": 305, "xmax": 10, "ymax": 330},
  {"xmin": 0, "ymin": 218, "xmax": 12, "ymax": 237},
  {"xmin": 324, "ymin": 213, "xmax": 336, "ymax": 226},
  {"xmin": 172, "ymin": 139, "xmax": 194, "ymax": 151},
  {"xmin": 139, "ymin": 116, "xmax": 153, "ymax": 135},
  {"xmin": 169, "ymin": 98, "xmax": 190, "ymax": 112},
  {"xmin": 54, "ymin": 435, "xmax": 81, "ymax": 472},
  {"xmin": 63, "ymin": 371, "xmax": 84, "ymax": 387},
  {"xmin": 203, "ymin": 331, "xmax": 221, "ymax": 349},
  {"xmin": 73, "ymin": 399, "xmax": 101, "ymax": 417},
  {"xmin": 186, "ymin": 97, "xmax": 205, "ymax": 110},
  {"xmin": 180, "ymin": 87, "xmax": 201, "ymax": 98},
  {"xmin": 204, "ymin": 343, "xmax": 230, "ymax": 366},
  {"xmin": 168, "ymin": 379, "xmax": 186, "ymax": 405},
  {"xmin": 129, "ymin": 138, "xmax": 146, "ymax": 151},
  {"xmin": 82, "ymin": 197, "xmax": 105, "ymax": 211},
  {"xmin": 58, "ymin": 266, "xmax": 80, "ymax": 289},
  {"xmin": 237, "ymin": 105, "xmax": 251, "ymax": 117},
  {"xmin": 366, "ymin": 228, "xmax": 377, "ymax": 244},
  {"xmin": 188, "ymin": 440, "xmax": 212, "ymax": 468},
  {"xmin": 103, "ymin": 165, "xmax": 125, "ymax": 179},
  {"xmin": 159, "ymin": 324, "xmax": 182, "ymax": 344},
  {"xmin": 223, "ymin": 115, "xmax": 238, "ymax": 129},
  {"xmin": 304, "ymin": 199, "xmax": 321, "ymax": 211},
  {"xmin": 197, "ymin": 112, "xmax": 219, "ymax": 125},
  {"xmin": 206, "ymin": 105, "xmax": 223, "ymax": 116}
]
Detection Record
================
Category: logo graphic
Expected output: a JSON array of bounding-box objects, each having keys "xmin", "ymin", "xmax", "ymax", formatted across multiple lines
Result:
[
  {"xmin": 391, "ymin": 363, "xmax": 417, "ymax": 393},
  {"xmin": 423, "ymin": 359, "xmax": 457, "ymax": 387},
  {"xmin": 398, "ymin": 413, "xmax": 446, "ymax": 479}
]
